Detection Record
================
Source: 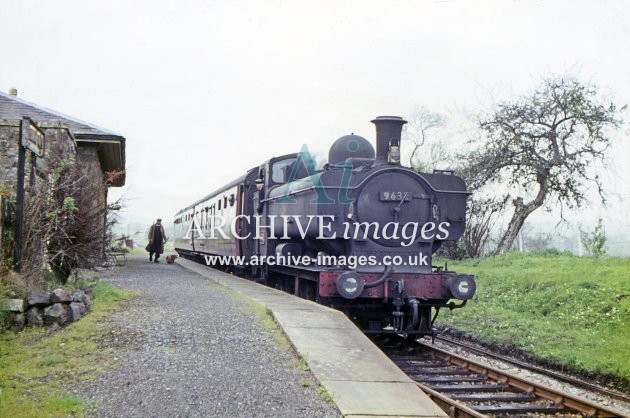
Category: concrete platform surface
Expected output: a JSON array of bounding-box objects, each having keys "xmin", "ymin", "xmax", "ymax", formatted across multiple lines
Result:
[{"xmin": 177, "ymin": 258, "xmax": 447, "ymax": 418}]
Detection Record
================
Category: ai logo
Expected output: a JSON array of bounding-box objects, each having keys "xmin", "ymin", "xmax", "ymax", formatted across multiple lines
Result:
[{"xmin": 277, "ymin": 144, "xmax": 354, "ymax": 205}]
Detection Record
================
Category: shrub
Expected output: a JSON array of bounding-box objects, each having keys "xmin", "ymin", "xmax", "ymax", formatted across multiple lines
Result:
[{"xmin": 580, "ymin": 217, "xmax": 607, "ymax": 258}]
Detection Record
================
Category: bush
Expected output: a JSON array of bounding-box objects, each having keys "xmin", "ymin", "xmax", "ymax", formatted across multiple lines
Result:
[{"xmin": 580, "ymin": 217, "xmax": 607, "ymax": 258}]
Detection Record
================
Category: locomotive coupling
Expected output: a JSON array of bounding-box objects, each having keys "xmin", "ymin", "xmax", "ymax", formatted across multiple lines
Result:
[
  {"xmin": 408, "ymin": 298, "xmax": 419, "ymax": 327},
  {"xmin": 446, "ymin": 274, "xmax": 476, "ymax": 299}
]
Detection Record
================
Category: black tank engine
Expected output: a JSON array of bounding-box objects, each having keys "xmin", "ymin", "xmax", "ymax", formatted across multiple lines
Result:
[{"xmin": 174, "ymin": 116, "xmax": 475, "ymax": 336}]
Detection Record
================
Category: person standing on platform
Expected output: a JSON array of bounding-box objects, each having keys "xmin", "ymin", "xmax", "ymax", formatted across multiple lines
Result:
[{"xmin": 148, "ymin": 218, "xmax": 167, "ymax": 262}]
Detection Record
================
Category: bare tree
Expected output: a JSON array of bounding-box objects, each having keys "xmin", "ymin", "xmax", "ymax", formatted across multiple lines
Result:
[
  {"xmin": 20, "ymin": 143, "xmax": 123, "ymax": 283},
  {"xmin": 438, "ymin": 196, "xmax": 505, "ymax": 259},
  {"xmin": 468, "ymin": 77, "xmax": 622, "ymax": 254},
  {"xmin": 404, "ymin": 106, "xmax": 446, "ymax": 171},
  {"xmin": 463, "ymin": 197, "xmax": 505, "ymax": 257}
]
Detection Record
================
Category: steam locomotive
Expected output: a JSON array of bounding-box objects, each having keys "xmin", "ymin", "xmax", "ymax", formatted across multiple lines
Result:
[{"xmin": 173, "ymin": 116, "xmax": 475, "ymax": 336}]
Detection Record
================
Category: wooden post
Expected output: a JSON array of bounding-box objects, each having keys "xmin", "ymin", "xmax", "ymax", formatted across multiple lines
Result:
[{"xmin": 13, "ymin": 120, "xmax": 26, "ymax": 272}]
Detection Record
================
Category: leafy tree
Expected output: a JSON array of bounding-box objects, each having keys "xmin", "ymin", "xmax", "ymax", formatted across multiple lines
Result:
[
  {"xmin": 468, "ymin": 77, "xmax": 622, "ymax": 254},
  {"xmin": 580, "ymin": 217, "xmax": 607, "ymax": 258}
]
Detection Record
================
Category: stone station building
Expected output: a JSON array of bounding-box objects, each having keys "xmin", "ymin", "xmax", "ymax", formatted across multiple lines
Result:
[{"xmin": 0, "ymin": 89, "xmax": 126, "ymax": 274}]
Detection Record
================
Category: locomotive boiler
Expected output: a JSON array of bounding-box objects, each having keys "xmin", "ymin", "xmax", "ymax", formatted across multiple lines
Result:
[{"xmin": 173, "ymin": 116, "xmax": 476, "ymax": 336}]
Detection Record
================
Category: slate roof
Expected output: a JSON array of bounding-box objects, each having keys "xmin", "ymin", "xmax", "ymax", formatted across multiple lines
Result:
[{"xmin": 0, "ymin": 91, "xmax": 126, "ymax": 186}]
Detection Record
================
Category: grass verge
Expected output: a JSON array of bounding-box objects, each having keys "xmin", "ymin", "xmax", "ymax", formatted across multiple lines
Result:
[
  {"xmin": 437, "ymin": 251, "xmax": 630, "ymax": 390},
  {"xmin": 0, "ymin": 282, "xmax": 133, "ymax": 417}
]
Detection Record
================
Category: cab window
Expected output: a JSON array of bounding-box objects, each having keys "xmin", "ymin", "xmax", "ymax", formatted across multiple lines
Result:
[{"xmin": 271, "ymin": 157, "xmax": 297, "ymax": 183}]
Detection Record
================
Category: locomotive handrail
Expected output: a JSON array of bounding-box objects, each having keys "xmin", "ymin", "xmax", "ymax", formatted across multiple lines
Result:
[
  {"xmin": 446, "ymin": 300, "xmax": 468, "ymax": 309},
  {"xmin": 363, "ymin": 265, "xmax": 393, "ymax": 289}
]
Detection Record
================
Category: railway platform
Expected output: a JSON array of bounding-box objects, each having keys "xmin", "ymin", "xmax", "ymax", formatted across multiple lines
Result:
[{"xmin": 177, "ymin": 258, "xmax": 447, "ymax": 418}]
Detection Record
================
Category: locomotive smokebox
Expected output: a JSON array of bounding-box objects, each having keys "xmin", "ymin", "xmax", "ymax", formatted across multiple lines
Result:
[{"xmin": 371, "ymin": 116, "xmax": 407, "ymax": 163}]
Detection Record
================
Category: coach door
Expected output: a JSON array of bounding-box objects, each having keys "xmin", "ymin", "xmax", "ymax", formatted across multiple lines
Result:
[
  {"xmin": 235, "ymin": 184, "xmax": 244, "ymax": 257},
  {"xmin": 254, "ymin": 165, "xmax": 270, "ymax": 259}
]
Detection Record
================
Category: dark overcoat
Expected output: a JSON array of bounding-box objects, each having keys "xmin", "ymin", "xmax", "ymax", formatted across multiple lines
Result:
[{"xmin": 148, "ymin": 223, "xmax": 167, "ymax": 254}]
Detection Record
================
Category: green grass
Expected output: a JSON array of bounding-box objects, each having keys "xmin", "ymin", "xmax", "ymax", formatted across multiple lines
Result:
[
  {"xmin": 437, "ymin": 251, "xmax": 630, "ymax": 384},
  {"xmin": 316, "ymin": 385, "xmax": 333, "ymax": 402},
  {"xmin": 0, "ymin": 282, "xmax": 133, "ymax": 417}
]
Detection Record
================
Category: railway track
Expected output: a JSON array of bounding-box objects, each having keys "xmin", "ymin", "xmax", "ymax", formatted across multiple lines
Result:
[
  {"xmin": 432, "ymin": 334, "xmax": 630, "ymax": 405},
  {"xmin": 379, "ymin": 339, "xmax": 629, "ymax": 417}
]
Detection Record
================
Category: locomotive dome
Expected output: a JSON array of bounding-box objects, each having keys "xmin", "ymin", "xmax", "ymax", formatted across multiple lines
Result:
[{"xmin": 328, "ymin": 134, "xmax": 375, "ymax": 164}]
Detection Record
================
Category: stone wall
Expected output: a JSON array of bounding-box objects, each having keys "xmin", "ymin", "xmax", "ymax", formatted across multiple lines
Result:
[
  {"xmin": 0, "ymin": 121, "xmax": 20, "ymax": 195},
  {"xmin": 76, "ymin": 144, "xmax": 106, "ymax": 218},
  {"xmin": 0, "ymin": 122, "xmax": 22, "ymax": 270},
  {"xmin": 0, "ymin": 120, "xmax": 77, "ymax": 272},
  {"xmin": 1, "ymin": 288, "xmax": 91, "ymax": 332},
  {"xmin": 0, "ymin": 120, "xmax": 76, "ymax": 195},
  {"xmin": 39, "ymin": 122, "xmax": 76, "ymax": 160},
  {"xmin": 76, "ymin": 144, "xmax": 108, "ymax": 261}
]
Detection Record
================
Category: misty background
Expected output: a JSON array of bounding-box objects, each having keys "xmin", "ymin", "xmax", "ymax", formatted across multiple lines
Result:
[{"xmin": 1, "ymin": 0, "xmax": 628, "ymax": 255}]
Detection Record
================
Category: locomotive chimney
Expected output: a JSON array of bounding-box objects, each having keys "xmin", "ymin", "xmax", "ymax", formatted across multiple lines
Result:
[{"xmin": 371, "ymin": 116, "xmax": 407, "ymax": 163}]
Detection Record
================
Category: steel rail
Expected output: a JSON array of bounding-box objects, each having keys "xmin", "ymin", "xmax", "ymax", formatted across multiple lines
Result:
[
  {"xmin": 434, "ymin": 334, "xmax": 630, "ymax": 404},
  {"xmin": 415, "ymin": 381, "xmax": 486, "ymax": 418},
  {"xmin": 414, "ymin": 342, "xmax": 628, "ymax": 417}
]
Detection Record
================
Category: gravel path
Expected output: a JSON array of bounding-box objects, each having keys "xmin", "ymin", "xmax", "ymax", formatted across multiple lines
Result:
[{"xmin": 73, "ymin": 253, "xmax": 340, "ymax": 417}]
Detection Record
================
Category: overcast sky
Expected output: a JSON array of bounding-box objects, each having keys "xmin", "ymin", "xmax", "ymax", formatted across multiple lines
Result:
[{"xmin": 1, "ymin": 0, "xmax": 629, "ymax": 241}]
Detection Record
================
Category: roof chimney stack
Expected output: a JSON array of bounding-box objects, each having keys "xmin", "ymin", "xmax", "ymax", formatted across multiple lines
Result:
[{"xmin": 9, "ymin": 87, "xmax": 17, "ymax": 96}]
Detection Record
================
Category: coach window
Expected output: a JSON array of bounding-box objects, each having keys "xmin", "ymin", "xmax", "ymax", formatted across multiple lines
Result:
[
  {"xmin": 223, "ymin": 196, "xmax": 228, "ymax": 208},
  {"xmin": 272, "ymin": 157, "xmax": 297, "ymax": 183}
]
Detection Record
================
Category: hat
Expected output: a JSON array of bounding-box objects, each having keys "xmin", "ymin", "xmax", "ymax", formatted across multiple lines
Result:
[{"xmin": 157, "ymin": 218, "xmax": 162, "ymax": 222}]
